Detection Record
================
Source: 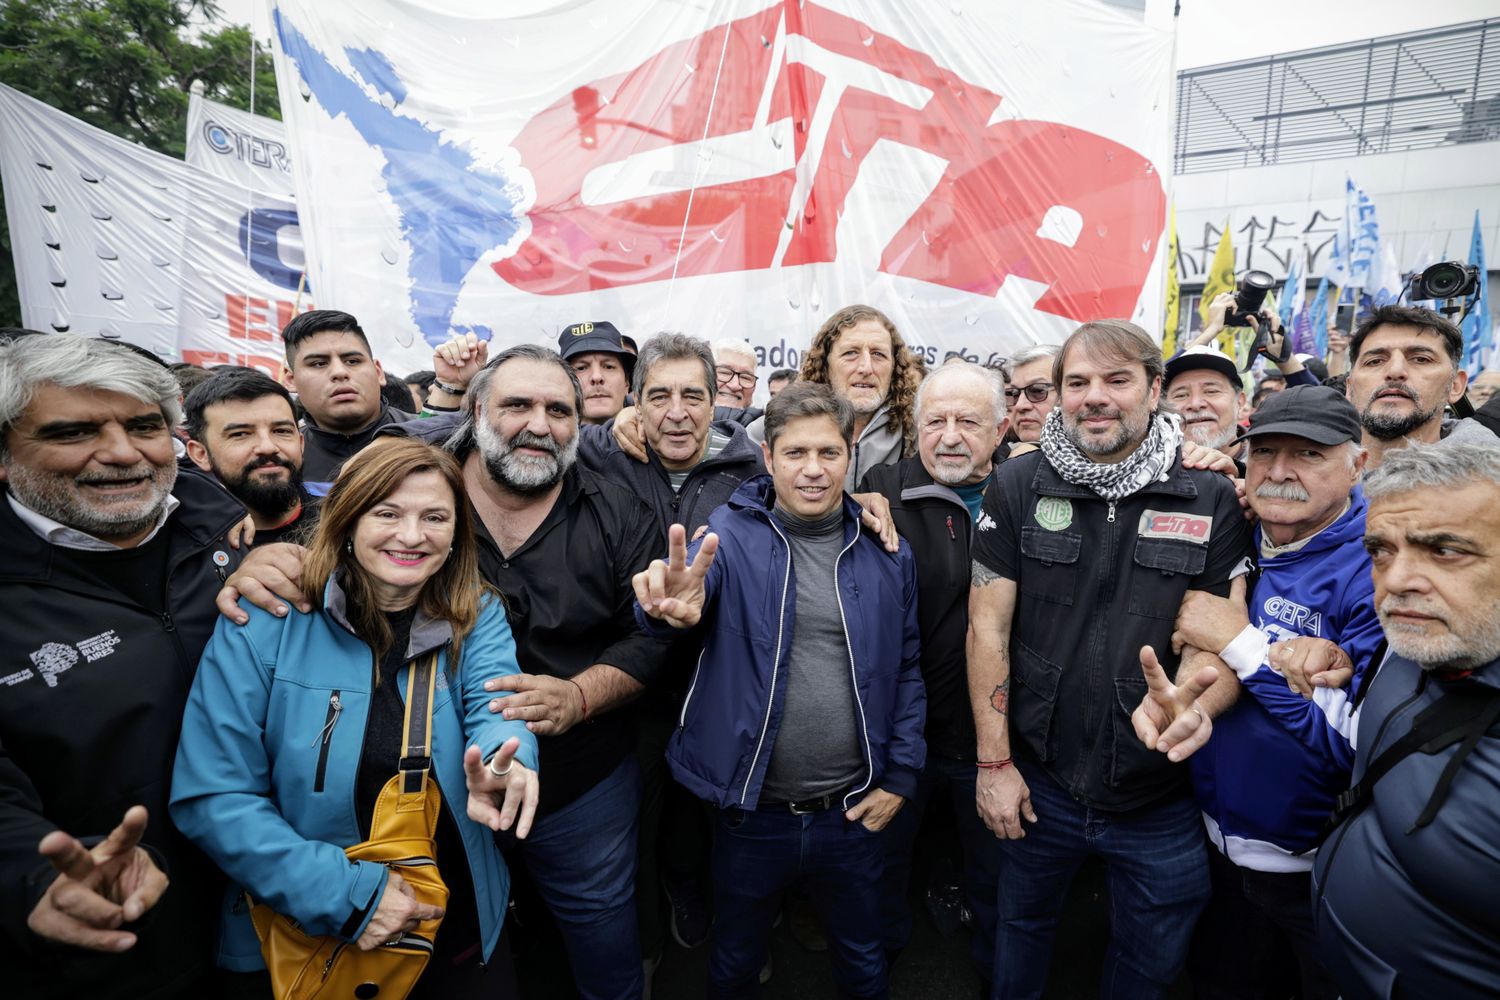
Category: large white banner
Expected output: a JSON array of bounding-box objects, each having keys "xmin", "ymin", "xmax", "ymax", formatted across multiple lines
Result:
[
  {"xmin": 186, "ymin": 92, "xmax": 299, "ymax": 201},
  {"xmin": 0, "ymin": 83, "xmax": 305, "ymax": 373},
  {"xmin": 270, "ymin": 0, "xmax": 1173, "ymax": 373}
]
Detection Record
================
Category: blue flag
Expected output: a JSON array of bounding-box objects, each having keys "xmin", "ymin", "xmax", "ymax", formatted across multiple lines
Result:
[
  {"xmin": 1310, "ymin": 277, "xmax": 1330, "ymax": 359},
  {"xmin": 1463, "ymin": 211, "xmax": 1491, "ymax": 376}
]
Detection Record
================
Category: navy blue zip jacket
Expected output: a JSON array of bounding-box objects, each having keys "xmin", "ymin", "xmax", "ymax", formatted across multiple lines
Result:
[{"xmin": 636, "ymin": 475, "xmax": 926, "ymax": 810}]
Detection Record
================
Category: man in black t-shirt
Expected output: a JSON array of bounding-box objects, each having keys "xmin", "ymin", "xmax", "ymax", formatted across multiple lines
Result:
[
  {"xmin": 184, "ymin": 369, "xmax": 320, "ymax": 546},
  {"xmin": 968, "ymin": 320, "xmax": 1250, "ymax": 998}
]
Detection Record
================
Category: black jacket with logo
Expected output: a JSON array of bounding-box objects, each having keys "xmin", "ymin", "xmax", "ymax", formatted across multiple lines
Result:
[
  {"xmin": 859, "ymin": 456, "xmax": 980, "ymax": 761},
  {"xmin": 972, "ymin": 450, "xmax": 1250, "ymax": 812},
  {"xmin": 0, "ymin": 472, "xmax": 247, "ymax": 1000}
]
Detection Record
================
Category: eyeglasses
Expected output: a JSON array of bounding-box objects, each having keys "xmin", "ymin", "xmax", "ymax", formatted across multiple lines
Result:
[
  {"xmin": 1004, "ymin": 383, "xmax": 1055, "ymax": 404},
  {"xmin": 715, "ymin": 366, "xmax": 759, "ymax": 388}
]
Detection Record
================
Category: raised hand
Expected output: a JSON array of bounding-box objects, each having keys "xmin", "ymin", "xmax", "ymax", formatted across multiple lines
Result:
[
  {"xmin": 1132, "ymin": 645, "xmax": 1218, "ymax": 762},
  {"xmin": 632, "ymin": 524, "xmax": 719, "ymax": 628},
  {"xmin": 28, "ymin": 806, "xmax": 170, "ymax": 952},
  {"xmin": 433, "ymin": 333, "xmax": 489, "ymax": 390},
  {"xmin": 463, "ymin": 739, "xmax": 539, "ymax": 839}
]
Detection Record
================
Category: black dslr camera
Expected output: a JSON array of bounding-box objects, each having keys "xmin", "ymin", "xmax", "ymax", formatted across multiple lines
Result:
[
  {"xmin": 1223, "ymin": 270, "xmax": 1275, "ymax": 328},
  {"xmin": 1405, "ymin": 260, "xmax": 1481, "ymax": 304}
]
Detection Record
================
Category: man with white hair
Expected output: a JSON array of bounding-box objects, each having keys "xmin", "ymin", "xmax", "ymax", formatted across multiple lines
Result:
[
  {"xmin": 1163, "ymin": 346, "xmax": 1246, "ymax": 459},
  {"xmin": 711, "ymin": 338, "xmax": 760, "ymax": 409},
  {"xmin": 858, "ymin": 361, "xmax": 1008, "ymax": 986},
  {"xmin": 1169, "ymin": 386, "xmax": 1385, "ymax": 1000},
  {"xmin": 0, "ymin": 334, "xmax": 247, "ymax": 999},
  {"xmin": 1313, "ymin": 436, "xmax": 1500, "ymax": 999}
]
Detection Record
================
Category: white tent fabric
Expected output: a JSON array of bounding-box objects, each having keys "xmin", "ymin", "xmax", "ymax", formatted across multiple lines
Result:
[
  {"xmin": 269, "ymin": 0, "xmax": 1173, "ymax": 372},
  {"xmin": 0, "ymin": 83, "xmax": 304, "ymax": 374}
]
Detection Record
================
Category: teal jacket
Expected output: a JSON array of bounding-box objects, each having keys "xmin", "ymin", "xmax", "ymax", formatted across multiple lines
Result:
[{"xmin": 169, "ymin": 578, "xmax": 536, "ymax": 972}]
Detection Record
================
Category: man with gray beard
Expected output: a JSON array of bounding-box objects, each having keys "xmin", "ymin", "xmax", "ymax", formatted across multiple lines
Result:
[
  {"xmin": 1163, "ymin": 346, "xmax": 1246, "ymax": 465},
  {"xmin": 0, "ymin": 335, "xmax": 246, "ymax": 1000},
  {"xmin": 1313, "ymin": 437, "xmax": 1500, "ymax": 999},
  {"xmin": 218, "ymin": 343, "xmax": 668, "ymax": 1000}
]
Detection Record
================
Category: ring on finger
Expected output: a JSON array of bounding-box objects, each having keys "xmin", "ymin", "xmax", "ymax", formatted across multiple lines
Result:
[{"xmin": 1188, "ymin": 705, "xmax": 1205, "ymax": 725}]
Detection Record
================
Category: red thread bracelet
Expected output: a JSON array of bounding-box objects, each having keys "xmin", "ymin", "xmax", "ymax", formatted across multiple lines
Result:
[
  {"xmin": 977, "ymin": 758, "xmax": 1013, "ymax": 770},
  {"xmin": 568, "ymin": 677, "xmax": 590, "ymax": 722}
]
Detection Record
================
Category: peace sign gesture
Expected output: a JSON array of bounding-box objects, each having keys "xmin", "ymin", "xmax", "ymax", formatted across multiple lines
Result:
[
  {"xmin": 633, "ymin": 524, "xmax": 719, "ymax": 629},
  {"xmin": 1130, "ymin": 645, "xmax": 1219, "ymax": 763}
]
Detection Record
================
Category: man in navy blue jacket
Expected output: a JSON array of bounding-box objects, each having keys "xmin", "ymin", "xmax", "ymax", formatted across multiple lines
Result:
[
  {"xmin": 1171, "ymin": 386, "xmax": 1384, "ymax": 1000},
  {"xmin": 634, "ymin": 381, "xmax": 925, "ymax": 999}
]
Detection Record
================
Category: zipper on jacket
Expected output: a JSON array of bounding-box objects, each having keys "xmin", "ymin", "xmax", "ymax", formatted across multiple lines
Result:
[
  {"xmin": 678, "ymin": 648, "xmax": 708, "ymax": 730},
  {"xmin": 946, "ymin": 515, "xmax": 956, "ymax": 540},
  {"xmin": 1107, "ymin": 501, "xmax": 1117, "ymax": 523},
  {"xmin": 311, "ymin": 690, "xmax": 343, "ymax": 793},
  {"xmin": 159, "ymin": 612, "xmax": 175, "ymax": 633},
  {"xmin": 831, "ymin": 531, "xmax": 875, "ymax": 810},
  {"xmin": 741, "ymin": 516, "xmax": 794, "ymax": 805}
]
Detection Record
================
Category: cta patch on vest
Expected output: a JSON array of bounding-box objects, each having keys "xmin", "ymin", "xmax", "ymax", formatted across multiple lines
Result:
[
  {"xmin": 1138, "ymin": 509, "xmax": 1212, "ymax": 542},
  {"xmin": 1034, "ymin": 497, "xmax": 1073, "ymax": 531}
]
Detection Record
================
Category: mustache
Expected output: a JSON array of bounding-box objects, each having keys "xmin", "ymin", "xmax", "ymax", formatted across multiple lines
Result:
[
  {"xmin": 76, "ymin": 465, "xmax": 156, "ymax": 484},
  {"xmin": 1254, "ymin": 481, "xmax": 1311, "ymax": 502},
  {"xmin": 1079, "ymin": 404, "xmax": 1121, "ymax": 419},
  {"xmin": 1379, "ymin": 595, "xmax": 1445, "ymax": 622},
  {"xmin": 241, "ymin": 455, "xmax": 296, "ymax": 475},
  {"xmin": 1368, "ymin": 383, "xmax": 1417, "ymax": 405},
  {"xmin": 507, "ymin": 430, "xmax": 560, "ymax": 456}
]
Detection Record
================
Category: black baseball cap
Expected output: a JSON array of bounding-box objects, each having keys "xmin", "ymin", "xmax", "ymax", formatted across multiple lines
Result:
[
  {"xmin": 1165, "ymin": 346, "xmax": 1243, "ymax": 390},
  {"xmin": 1234, "ymin": 385, "xmax": 1361, "ymax": 446},
  {"xmin": 558, "ymin": 321, "xmax": 634, "ymax": 376}
]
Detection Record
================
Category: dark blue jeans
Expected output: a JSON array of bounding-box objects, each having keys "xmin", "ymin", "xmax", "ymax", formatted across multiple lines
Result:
[
  {"xmin": 992, "ymin": 764, "xmax": 1210, "ymax": 1000},
  {"xmin": 879, "ymin": 754, "xmax": 999, "ymax": 979},
  {"xmin": 516, "ymin": 756, "xmax": 643, "ymax": 1000},
  {"xmin": 709, "ymin": 805, "xmax": 887, "ymax": 999}
]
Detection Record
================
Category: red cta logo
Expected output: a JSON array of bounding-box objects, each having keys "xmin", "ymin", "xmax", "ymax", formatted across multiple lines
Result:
[{"xmin": 495, "ymin": 1, "xmax": 1165, "ymax": 320}]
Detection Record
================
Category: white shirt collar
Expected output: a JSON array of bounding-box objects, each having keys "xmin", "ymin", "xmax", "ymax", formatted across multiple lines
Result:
[{"xmin": 7, "ymin": 492, "xmax": 181, "ymax": 552}]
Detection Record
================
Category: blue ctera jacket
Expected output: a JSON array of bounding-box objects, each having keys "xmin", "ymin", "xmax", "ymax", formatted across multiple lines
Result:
[
  {"xmin": 637, "ymin": 475, "xmax": 926, "ymax": 811},
  {"xmin": 170, "ymin": 579, "xmax": 536, "ymax": 972}
]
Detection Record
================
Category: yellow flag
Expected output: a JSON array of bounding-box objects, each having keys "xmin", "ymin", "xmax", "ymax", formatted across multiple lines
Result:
[
  {"xmin": 1198, "ymin": 221, "xmax": 1236, "ymax": 354},
  {"xmin": 1162, "ymin": 205, "xmax": 1180, "ymax": 359}
]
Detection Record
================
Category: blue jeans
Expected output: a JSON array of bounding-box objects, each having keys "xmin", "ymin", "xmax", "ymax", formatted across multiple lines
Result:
[
  {"xmin": 516, "ymin": 756, "xmax": 643, "ymax": 1000},
  {"xmin": 879, "ymin": 754, "xmax": 999, "ymax": 980},
  {"xmin": 992, "ymin": 764, "xmax": 1210, "ymax": 1000},
  {"xmin": 710, "ymin": 805, "xmax": 887, "ymax": 999}
]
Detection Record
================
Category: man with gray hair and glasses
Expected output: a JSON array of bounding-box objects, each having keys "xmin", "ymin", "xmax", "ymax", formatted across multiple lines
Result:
[
  {"xmin": 1313, "ymin": 436, "xmax": 1500, "ymax": 1000},
  {"xmin": 0, "ymin": 334, "xmax": 247, "ymax": 999}
]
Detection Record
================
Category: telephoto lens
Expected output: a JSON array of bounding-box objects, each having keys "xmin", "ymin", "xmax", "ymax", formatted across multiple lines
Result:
[{"xmin": 1225, "ymin": 270, "xmax": 1275, "ymax": 326}]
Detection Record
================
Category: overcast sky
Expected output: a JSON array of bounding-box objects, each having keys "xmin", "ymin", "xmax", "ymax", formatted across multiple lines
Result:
[{"xmin": 209, "ymin": 0, "xmax": 1497, "ymax": 66}]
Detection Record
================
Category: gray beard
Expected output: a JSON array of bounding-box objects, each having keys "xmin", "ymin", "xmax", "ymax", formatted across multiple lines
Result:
[
  {"xmin": 8, "ymin": 460, "xmax": 177, "ymax": 541},
  {"xmin": 475, "ymin": 417, "xmax": 578, "ymax": 496}
]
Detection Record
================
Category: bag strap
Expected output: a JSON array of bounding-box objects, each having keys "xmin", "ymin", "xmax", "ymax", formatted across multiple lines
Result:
[
  {"xmin": 397, "ymin": 650, "xmax": 441, "ymax": 810},
  {"xmin": 1314, "ymin": 678, "xmax": 1500, "ymax": 846}
]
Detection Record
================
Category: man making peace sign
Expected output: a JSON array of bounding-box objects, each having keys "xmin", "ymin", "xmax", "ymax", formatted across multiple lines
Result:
[{"xmin": 634, "ymin": 381, "xmax": 926, "ymax": 1000}]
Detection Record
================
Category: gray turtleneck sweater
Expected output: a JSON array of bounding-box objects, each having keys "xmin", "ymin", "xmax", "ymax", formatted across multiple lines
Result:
[{"xmin": 760, "ymin": 502, "xmax": 865, "ymax": 802}]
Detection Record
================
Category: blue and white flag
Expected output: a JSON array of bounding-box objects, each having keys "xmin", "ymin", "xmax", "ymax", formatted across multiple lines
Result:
[
  {"xmin": 1309, "ymin": 276, "xmax": 1330, "ymax": 359},
  {"xmin": 1279, "ymin": 244, "xmax": 1304, "ymax": 328},
  {"xmin": 1463, "ymin": 211, "xmax": 1491, "ymax": 376},
  {"xmin": 1372, "ymin": 243, "xmax": 1402, "ymax": 308},
  {"xmin": 1327, "ymin": 176, "xmax": 1379, "ymax": 291}
]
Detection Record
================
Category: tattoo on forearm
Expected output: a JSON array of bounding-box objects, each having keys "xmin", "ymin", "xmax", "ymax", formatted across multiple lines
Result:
[
  {"xmin": 971, "ymin": 559, "xmax": 1001, "ymax": 587},
  {"xmin": 990, "ymin": 678, "xmax": 1009, "ymax": 716}
]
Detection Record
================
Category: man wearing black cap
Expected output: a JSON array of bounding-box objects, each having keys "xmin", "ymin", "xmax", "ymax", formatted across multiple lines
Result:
[
  {"xmin": 1163, "ymin": 346, "xmax": 1246, "ymax": 458},
  {"xmin": 1168, "ymin": 386, "xmax": 1385, "ymax": 1000},
  {"xmin": 559, "ymin": 321, "xmax": 635, "ymax": 425}
]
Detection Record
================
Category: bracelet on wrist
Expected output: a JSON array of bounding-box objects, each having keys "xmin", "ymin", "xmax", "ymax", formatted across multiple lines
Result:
[
  {"xmin": 977, "ymin": 758, "xmax": 1013, "ymax": 770},
  {"xmin": 568, "ymin": 677, "xmax": 590, "ymax": 722},
  {"xmin": 431, "ymin": 378, "xmax": 467, "ymax": 397}
]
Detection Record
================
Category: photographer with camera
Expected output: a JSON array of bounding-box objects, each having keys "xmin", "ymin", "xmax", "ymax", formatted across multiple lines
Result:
[{"xmin": 1188, "ymin": 272, "xmax": 1320, "ymax": 390}]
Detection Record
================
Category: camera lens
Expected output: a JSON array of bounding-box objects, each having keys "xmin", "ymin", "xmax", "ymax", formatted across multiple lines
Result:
[
  {"xmin": 1236, "ymin": 270, "xmax": 1274, "ymax": 314},
  {"xmin": 1424, "ymin": 262, "xmax": 1467, "ymax": 299}
]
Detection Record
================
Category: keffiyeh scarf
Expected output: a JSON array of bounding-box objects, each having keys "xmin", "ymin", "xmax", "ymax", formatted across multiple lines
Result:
[{"xmin": 1038, "ymin": 408, "xmax": 1184, "ymax": 501}]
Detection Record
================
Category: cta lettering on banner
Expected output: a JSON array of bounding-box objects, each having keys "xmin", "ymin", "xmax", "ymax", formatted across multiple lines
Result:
[{"xmin": 496, "ymin": 2, "xmax": 1164, "ymax": 319}]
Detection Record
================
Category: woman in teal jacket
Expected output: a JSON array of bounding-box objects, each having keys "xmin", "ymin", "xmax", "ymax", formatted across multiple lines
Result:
[{"xmin": 171, "ymin": 437, "xmax": 537, "ymax": 999}]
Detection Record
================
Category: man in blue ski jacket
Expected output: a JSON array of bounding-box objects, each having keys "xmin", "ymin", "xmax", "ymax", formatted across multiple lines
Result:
[
  {"xmin": 633, "ymin": 381, "xmax": 925, "ymax": 1000},
  {"xmin": 1171, "ymin": 386, "xmax": 1384, "ymax": 1000}
]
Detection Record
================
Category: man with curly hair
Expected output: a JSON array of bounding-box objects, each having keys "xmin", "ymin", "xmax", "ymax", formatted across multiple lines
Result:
[{"xmin": 746, "ymin": 305, "xmax": 921, "ymax": 490}]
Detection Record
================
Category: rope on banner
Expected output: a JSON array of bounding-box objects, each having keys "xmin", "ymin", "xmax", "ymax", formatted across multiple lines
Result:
[{"xmin": 663, "ymin": 10, "xmax": 735, "ymax": 317}]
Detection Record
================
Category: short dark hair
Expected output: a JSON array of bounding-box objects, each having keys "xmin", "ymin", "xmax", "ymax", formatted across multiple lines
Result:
[
  {"xmin": 1054, "ymin": 319, "xmax": 1164, "ymax": 389},
  {"xmin": 1349, "ymin": 304, "xmax": 1463, "ymax": 368},
  {"xmin": 281, "ymin": 309, "xmax": 371, "ymax": 365},
  {"xmin": 632, "ymin": 332, "xmax": 715, "ymax": 398},
  {"xmin": 184, "ymin": 368, "xmax": 297, "ymax": 441},
  {"xmin": 763, "ymin": 381, "xmax": 854, "ymax": 452},
  {"xmin": 768, "ymin": 368, "xmax": 797, "ymax": 384},
  {"xmin": 383, "ymin": 371, "xmax": 418, "ymax": 413},
  {"xmin": 169, "ymin": 362, "xmax": 216, "ymax": 397},
  {"xmin": 404, "ymin": 370, "xmax": 437, "ymax": 392}
]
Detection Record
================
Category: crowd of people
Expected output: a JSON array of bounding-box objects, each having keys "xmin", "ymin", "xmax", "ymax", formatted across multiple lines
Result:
[{"xmin": 1, "ymin": 297, "xmax": 1498, "ymax": 1000}]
